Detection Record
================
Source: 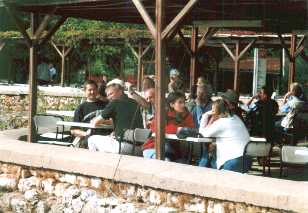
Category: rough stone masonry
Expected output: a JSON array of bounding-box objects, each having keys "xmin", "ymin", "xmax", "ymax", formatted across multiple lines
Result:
[{"xmin": 0, "ymin": 163, "xmax": 287, "ymax": 213}]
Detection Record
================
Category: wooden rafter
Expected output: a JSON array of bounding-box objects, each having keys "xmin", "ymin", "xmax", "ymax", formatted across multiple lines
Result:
[
  {"xmin": 221, "ymin": 42, "xmax": 236, "ymax": 61},
  {"xmin": 132, "ymin": 0, "xmax": 156, "ymax": 39},
  {"xmin": 141, "ymin": 43, "xmax": 152, "ymax": 58},
  {"xmin": 238, "ymin": 39, "xmax": 256, "ymax": 59},
  {"xmin": 198, "ymin": 27, "xmax": 218, "ymax": 50},
  {"xmin": 34, "ymin": 13, "xmax": 55, "ymax": 39},
  {"xmin": 127, "ymin": 42, "xmax": 138, "ymax": 58},
  {"xmin": 178, "ymin": 30, "xmax": 193, "ymax": 57},
  {"xmin": 39, "ymin": 16, "xmax": 67, "ymax": 46},
  {"xmin": 51, "ymin": 41, "xmax": 62, "ymax": 56},
  {"xmin": 6, "ymin": 7, "xmax": 32, "ymax": 47},
  {"xmin": 161, "ymin": 0, "xmax": 198, "ymax": 39}
]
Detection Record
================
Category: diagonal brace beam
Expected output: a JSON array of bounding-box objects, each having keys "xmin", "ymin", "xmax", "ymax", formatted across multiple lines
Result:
[
  {"xmin": 221, "ymin": 42, "xmax": 236, "ymax": 61},
  {"xmin": 39, "ymin": 16, "xmax": 67, "ymax": 46},
  {"xmin": 238, "ymin": 39, "xmax": 256, "ymax": 59},
  {"xmin": 198, "ymin": 27, "xmax": 218, "ymax": 50},
  {"xmin": 51, "ymin": 41, "xmax": 63, "ymax": 57},
  {"xmin": 0, "ymin": 41, "xmax": 5, "ymax": 51},
  {"xmin": 132, "ymin": 0, "xmax": 156, "ymax": 39},
  {"xmin": 162, "ymin": 0, "xmax": 198, "ymax": 39},
  {"xmin": 178, "ymin": 30, "xmax": 193, "ymax": 57},
  {"xmin": 34, "ymin": 12, "xmax": 55, "ymax": 39},
  {"xmin": 141, "ymin": 43, "xmax": 152, "ymax": 58},
  {"xmin": 127, "ymin": 43, "xmax": 139, "ymax": 59},
  {"xmin": 6, "ymin": 7, "xmax": 32, "ymax": 47}
]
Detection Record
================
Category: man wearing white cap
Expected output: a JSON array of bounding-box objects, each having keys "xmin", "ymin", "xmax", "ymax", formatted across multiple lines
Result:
[
  {"xmin": 88, "ymin": 78, "xmax": 143, "ymax": 154},
  {"xmin": 168, "ymin": 68, "xmax": 184, "ymax": 93}
]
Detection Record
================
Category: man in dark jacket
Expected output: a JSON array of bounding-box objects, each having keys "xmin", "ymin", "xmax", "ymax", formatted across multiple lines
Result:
[{"xmin": 88, "ymin": 79, "xmax": 143, "ymax": 155}]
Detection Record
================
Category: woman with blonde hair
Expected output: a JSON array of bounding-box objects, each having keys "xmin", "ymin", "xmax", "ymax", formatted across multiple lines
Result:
[{"xmin": 199, "ymin": 99, "xmax": 250, "ymax": 172}]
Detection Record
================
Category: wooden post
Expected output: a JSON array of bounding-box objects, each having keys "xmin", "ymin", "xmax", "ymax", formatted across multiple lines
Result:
[
  {"xmin": 51, "ymin": 42, "xmax": 72, "ymax": 87},
  {"xmin": 28, "ymin": 13, "xmax": 39, "ymax": 143},
  {"xmin": 155, "ymin": 0, "xmax": 166, "ymax": 160},
  {"xmin": 0, "ymin": 41, "xmax": 5, "ymax": 52},
  {"xmin": 278, "ymin": 34, "xmax": 305, "ymax": 89},
  {"xmin": 7, "ymin": 8, "xmax": 65, "ymax": 143},
  {"xmin": 214, "ymin": 57, "xmax": 219, "ymax": 95},
  {"xmin": 137, "ymin": 41, "xmax": 143, "ymax": 91},
  {"xmin": 190, "ymin": 26, "xmax": 198, "ymax": 90},
  {"xmin": 288, "ymin": 34, "xmax": 296, "ymax": 88},
  {"xmin": 61, "ymin": 46, "xmax": 65, "ymax": 86},
  {"xmin": 67, "ymin": 56, "xmax": 70, "ymax": 86},
  {"xmin": 120, "ymin": 50, "xmax": 125, "ymax": 80},
  {"xmin": 222, "ymin": 39, "xmax": 256, "ymax": 92},
  {"xmin": 234, "ymin": 41, "xmax": 240, "ymax": 92}
]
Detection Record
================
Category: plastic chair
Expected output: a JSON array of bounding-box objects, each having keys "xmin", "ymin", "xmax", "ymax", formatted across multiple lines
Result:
[
  {"xmin": 242, "ymin": 140, "xmax": 272, "ymax": 176},
  {"xmin": 33, "ymin": 114, "xmax": 71, "ymax": 146},
  {"xmin": 280, "ymin": 146, "xmax": 308, "ymax": 177},
  {"xmin": 119, "ymin": 128, "xmax": 152, "ymax": 155},
  {"xmin": 133, "ymin": 128, "xmax": 152, "ymax": 155}
]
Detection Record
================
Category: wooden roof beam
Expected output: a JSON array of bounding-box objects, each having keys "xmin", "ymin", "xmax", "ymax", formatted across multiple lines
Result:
[
  {"xmin": 132, "ymin": 0, "xmax": 156, "ymax": 39},
  {"xmin": 198, "ymin": 27, "xmax": 218, "ymax": 50},
  {"xmin": 34, "ymin": 10, "xmax": 56, "ymax": 39},
  {"xmin": 194, "ymin": 20, "xmax": 262, "ymax": 28},
  {"xmin": 39, "ymin": 16, "xmax": 67, "ymax": 46},
  {"xmin": 6, "ymin": 7, "xmax": 32, "ymax": 47},
  {"xmin": 162, "ymin": 0, "xmax": 198, "ymax": 39},
  {"xmin": 178, "ymin": 29, "xmax": 193, "ymax": 57}
]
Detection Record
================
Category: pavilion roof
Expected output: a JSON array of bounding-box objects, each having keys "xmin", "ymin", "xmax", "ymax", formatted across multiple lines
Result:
[{"xmin": 1, "ymin": 0, "xmax": 307, "ymax": 33}]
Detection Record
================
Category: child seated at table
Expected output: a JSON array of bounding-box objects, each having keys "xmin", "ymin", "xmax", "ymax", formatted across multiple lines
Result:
[
  {"xmin": 143, "ymin": 92, "xmax": 195, "ymax": 161},
  {"xmin": 199, "ymin": 99, "xmax": 251, "ymax": 172}
]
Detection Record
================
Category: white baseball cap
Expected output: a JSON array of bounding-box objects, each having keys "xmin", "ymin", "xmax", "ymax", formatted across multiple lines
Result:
[
  {"xmin": 170, "ymin": 68, "xmax": 180, "ymax": 77},
  {"xmin": 106, "ymin": 78, "xmax": 125, "ymax": 88}
]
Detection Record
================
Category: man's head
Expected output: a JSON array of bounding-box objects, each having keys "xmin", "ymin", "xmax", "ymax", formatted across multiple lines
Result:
[
  {"xmin": 144, "ymin": 88, "xmax": 155, "ymax": 104},
  {"xmin": 106, "ymin": 78, "xmax": 124, "ymax": 101},
  {"xmin": 196, "ymin": 85, "xmax": 210, "ymax": 102},
  {"xmin": 290, "ymin": 82, "xmax": 303, "ymax": 98},
  {"xmin": 84, "ymin": 80, "xmax": 98, "ymax": 102},
  {"xmin": 142, "ymin": 77, "xmax": 155, "ymax": 91},
  {"xmin": 259, "ymin": 86, "xmax": 273, "ymax": 101},
  {"xmin": 221, "ymin": 89, "xmax": 239, "ymax": 110},
  {"xmin": 169, "ymin": 69, "xmax": 180, "ymax": 81}
]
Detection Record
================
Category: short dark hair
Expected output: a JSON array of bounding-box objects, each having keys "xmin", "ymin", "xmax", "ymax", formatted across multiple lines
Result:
[
  {"xmin": 167, "ymin": 92, "xmax": 185, "ymax": 109},
  {"xmin": 261, "ymin": 85, "xmax": 273, "ymax": 97},
  {"xmin": 84, "ymin": 80, "xmax": 98, "ymax": 89},
  {"xmin": 142, "ymin": 77, "xmax": 155, "ymax": 90}
]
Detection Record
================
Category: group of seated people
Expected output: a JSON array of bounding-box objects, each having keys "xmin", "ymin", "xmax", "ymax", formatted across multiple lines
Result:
[{"xmin": 69, "ymin": 73, "xmax": 307, "ymax": 173}]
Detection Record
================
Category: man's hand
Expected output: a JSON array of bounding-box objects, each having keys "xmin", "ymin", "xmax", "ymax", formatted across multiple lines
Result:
[{"xmin": 91, "ymin": 116, "xmax": 103, "ymax": 127}]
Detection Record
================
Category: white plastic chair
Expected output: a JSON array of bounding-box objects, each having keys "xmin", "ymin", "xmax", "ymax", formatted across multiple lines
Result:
[
  {"xmin": 280, "ymin": 146, "xmax": 308, "ymax": 177},
  {"xmin": 243, "ymin": 140, "xmax": 272, "ymax": 175},
  {"xmin": 34, "ymin": 114, "xmax": 71, "ymax": 146},
  {"xmin": 119, "ymin": 128, "xmax": 152, "ymax": 155}
]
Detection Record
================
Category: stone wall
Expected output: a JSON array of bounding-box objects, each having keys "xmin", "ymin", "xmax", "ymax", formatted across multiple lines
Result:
[
  {"xmin": 0, "ymin": 138, "xmax": 307, "ymax": 213},
  {"xmin": 0, "ymin": 84, "xmax": 83, "ymax": 131},
  {"xmin": 0, "ymin": 163, "xmax": 287, "ymax": 213}
]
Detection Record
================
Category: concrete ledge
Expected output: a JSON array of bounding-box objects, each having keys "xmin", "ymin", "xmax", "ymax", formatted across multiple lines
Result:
[
  {"xmin": 0, "ymin": 84, "xmax": 83, "ymax": 97},
  {"xmin": 0, "ymin": 138, "xmax": 307, "ymax": 212}
]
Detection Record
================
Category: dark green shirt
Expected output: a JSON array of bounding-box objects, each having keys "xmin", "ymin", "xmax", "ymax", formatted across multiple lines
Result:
[{"xmin": 100, "ymin": 94, "xmax": 143, "ymax": 137}]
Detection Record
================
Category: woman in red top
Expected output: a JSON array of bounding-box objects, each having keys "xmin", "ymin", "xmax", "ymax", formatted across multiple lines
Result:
[{"xmin": 143, "ymin": 92, "xmax": 195, "ymax": 161}]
